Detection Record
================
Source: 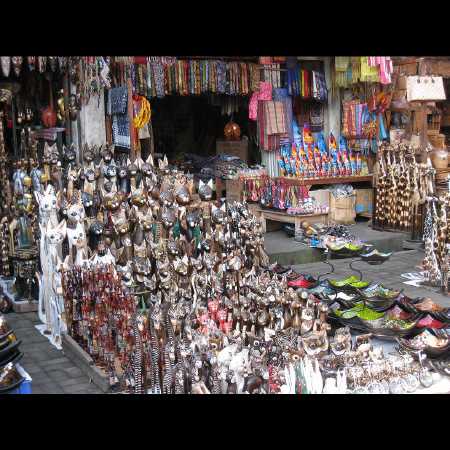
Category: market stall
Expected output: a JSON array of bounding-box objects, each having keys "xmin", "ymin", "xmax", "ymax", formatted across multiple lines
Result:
[{"xmin": 0, "ymin": 56, "xmax": 449, "ymax": 394}]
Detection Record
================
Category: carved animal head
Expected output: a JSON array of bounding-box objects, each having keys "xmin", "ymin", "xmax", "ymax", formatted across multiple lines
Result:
[
  {"xmin": 198, "ymin": 179, "xmax": 213, "ymax": 201},
  {"xmin": 81, "ymin": 191, "xmax": 94, "ymax": 210},
  {"xmin": 63, "ymin": 144, "xmax": 77, "ymax": 165},
  {"xmin": 302, "ymin": 330, "xmax": 328, "ymax": 356},
  {"xmin": 44, "ymin": 219, "xmax": 67, "ymax": 245},
  {"xmin": 127, "ymin": 159, "xmax": 139, "ymax": 178},
  {"xmin": 103, "ymin": 192, "xmax": 121, "ymax": 211},
  {"xmin": 186, "ymin": 209, "xmax": 200, "ymax": 228},
  {"xmin": 161, "ymin": 205, "xmax": 176, "ymax": 229},
  {"xmin": 114, "ymin": 218, "xmax": 130, "ymax": 236},
  {"xmin": 211, "ymin": 203, "xmax": 227, "ymax": 225},
  {"xmin": 89, "ymin": 220, "xmax": 104, "ymax": 237},
  {"xmin": 167, "ymin": 238, "xmax": 179, "ymax": 256},
  {"xmin": 67, "ymin": 221, "xmax": 86, "ymax": 249},
  {"xmin": 34, "ymin": 184, "xmax": 58, "ymax": 215},
  {"xmin": 130, "ymin": 189, "xmax": 147, "ymax": 207},
  {"xmin": 159, "ymin": 185, "xmax": 174, "ymax": 207},
  {"xmin": 118, "ymin": 164, "xmax": 128, "ymax": 180},
  {"xmin": 173, "ymin": 255, "xmax": 189, "ymax": 276},
  {"xmin": 175, "ymin": 183, "xmax": 191, "ymax": 205},
  {"xmin": 103, "ymin": 163, "xmax": 117, "ymax": 179},
  {"xmin": 66, "ymin": 196, "xmax": 85, "ymax": 223},
  {"xmin": 141, "ymin": 217, "xmax": 153, "ymax": 232}
]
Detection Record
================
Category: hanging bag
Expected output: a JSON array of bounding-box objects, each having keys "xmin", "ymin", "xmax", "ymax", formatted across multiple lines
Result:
[{"xmin": 406, "ymin": 75, "xmax": 446, "ymax": 102}]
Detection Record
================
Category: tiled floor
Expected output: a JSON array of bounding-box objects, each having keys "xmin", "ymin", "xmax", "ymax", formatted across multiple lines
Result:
[{"xmin": 4, "ymin": 249, "xmax": 448, "ymax": 394}]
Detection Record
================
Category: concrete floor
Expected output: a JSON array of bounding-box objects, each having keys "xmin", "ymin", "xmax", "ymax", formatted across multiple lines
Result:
[{"xmin": 264, "ymin": 223, "xmax": 412, "ymax": 266}]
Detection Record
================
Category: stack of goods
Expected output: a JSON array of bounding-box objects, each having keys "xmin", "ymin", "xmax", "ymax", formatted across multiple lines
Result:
[
  {"xmin": 185, "ymin": 153, "xmax": 248, "ymax": 181},
  {"xmin": 277, "ymin": 129, "xmax": 369, "ymax": 179},
  {"xmin": 0, "ymin": 314, "xmax": 27, "ymax": 393},
  {"xmin": 373, "ymin": 143, "xmax": 435, "ymax": 232}
]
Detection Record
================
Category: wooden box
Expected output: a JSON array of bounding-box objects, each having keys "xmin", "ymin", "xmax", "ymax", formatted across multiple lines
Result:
[
  {"xmin": 355, "ymin": 189, "xmax": 373, "ymax": 216},
  {"xmin": 329, "ymin": 194, "xmax": 356, "ymax": 224},
  {"xmin": 216, "ymin": 139, "xmax": 249, "ymax": 163}
]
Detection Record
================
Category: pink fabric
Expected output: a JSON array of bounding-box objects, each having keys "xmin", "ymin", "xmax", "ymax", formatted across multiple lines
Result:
[
  {"xmin": 367, "ymin": 56, "xmax": 393, "ymax": 84},
  {"xmin": 249, "ymin": 92, "xmax": 259, "ymax": 121},
  {"xmin": 259, "ymin": 81, "xmax": 272, "ymax": 100},
  {"xmin": 248, "ymin": 82, "xmax": 272, "ymax": 121}
]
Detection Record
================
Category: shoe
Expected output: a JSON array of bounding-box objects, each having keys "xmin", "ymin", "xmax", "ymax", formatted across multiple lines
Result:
[{"xmin": 288, "ymin": 275, "xmax": 317, "ymax": 289}]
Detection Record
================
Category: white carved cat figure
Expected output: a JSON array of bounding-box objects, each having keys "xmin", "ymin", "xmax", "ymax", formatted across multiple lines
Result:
[
  {"xmin": 45, "ymin": 220, "xmax": 67, "ymax": 345},
  {"xmin": 37, "ymin": 219, "xmax": 66, "ymax": 335},
  {"xmin": 66, "ymin": 194, "xmax": 86, "ymax": 226},
  {"xmin": 35, "ymin": 184, "xmax": 59, "ymax": 228},
  {"xmin": 66, "ymin": 221, "xmax": 89, "ymax": 267}
]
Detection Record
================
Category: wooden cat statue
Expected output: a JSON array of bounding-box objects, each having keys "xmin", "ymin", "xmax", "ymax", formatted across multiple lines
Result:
[{"xmin": 37, "ymin": 219, "xmax": 66, "ymax": 340}]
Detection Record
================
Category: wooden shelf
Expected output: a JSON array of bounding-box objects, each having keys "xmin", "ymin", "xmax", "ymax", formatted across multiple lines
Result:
[{"xmin": 274, "ymin": 175, "xmax": 373, "ymax": 186}]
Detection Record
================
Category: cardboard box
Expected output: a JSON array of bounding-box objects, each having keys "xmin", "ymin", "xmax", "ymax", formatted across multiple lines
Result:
[
  {"xmin": 355, "ymin": 189, "xmax": 373, "ymax": 215},
  {"xmin": 310, "ymin": 189, "xmax": 330, "ymax": 208},
  {"xmin": 330, "ymin": 194, "xmax": 356, "ymax": 224}
]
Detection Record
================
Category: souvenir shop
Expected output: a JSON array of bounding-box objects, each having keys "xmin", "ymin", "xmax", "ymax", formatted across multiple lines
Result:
[{"xmin": 1, "ymin": 56, "xmax": 450, "ymax": 395}]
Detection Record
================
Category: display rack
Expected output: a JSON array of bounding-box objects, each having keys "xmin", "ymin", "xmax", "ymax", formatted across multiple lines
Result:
[{"xmin": 273, "ymin": 175, "xmax": 373, "ymax": 186}]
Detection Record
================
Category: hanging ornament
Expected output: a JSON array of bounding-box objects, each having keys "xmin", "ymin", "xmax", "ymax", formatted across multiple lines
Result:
[
  {"xmin": 11, "ymin": 56, "xmax": 23, "ymax": 77},
  {"xmin": 38, "ymin": 56, "xmax": 47, "ymax": 73},
  {"xmin": 224, "ymin": 119, "xmax": 241, "ymax": 141},
  {"xmin": 48, "ymin": 56, "xmax": 57, "ymax": 72},
  {"xmin": 1, "ymin": 57, "xmax": 11, "ymax": 77},
  {"xmin": 27, "ymin": 56, "xmax": 36, "ymax": 71}
]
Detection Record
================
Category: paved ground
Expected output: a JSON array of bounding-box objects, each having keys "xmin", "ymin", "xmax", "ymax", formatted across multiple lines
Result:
[
  {"xmin": 4, "ymin": 249, "xmax": 449, "ymax": 394},
  {"xmin": 5, "ymin": 312, "xmax": 101, "ymax": 394},
  {"xmin": 264, "ymin": 223, "xmax": 410, "ymax": 266}
]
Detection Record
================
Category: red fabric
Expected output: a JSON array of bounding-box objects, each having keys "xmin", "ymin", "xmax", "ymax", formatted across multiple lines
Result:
[{"xmin": 134, "ymin": 57, "xmax": 147, "ymax": 65}]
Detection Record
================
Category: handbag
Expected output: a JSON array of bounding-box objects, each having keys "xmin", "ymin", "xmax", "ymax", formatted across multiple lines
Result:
[{"xmin": 406, "ymin": 76, "xmax": 446, "ymax": 102}]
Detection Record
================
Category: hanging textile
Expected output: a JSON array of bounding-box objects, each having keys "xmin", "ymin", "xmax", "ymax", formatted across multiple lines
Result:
[
  {"xmin": 264, "ymin": 101, "xmax": 287, "ymax": 135},
  {"xmin": 360, "ymin": 57, "xmax": 379, "ymax": 83},
  {"xmin": 351, "ymin": 57, "xmax": 361, "ymax": 84},
  {"xmin": 312, "ymin": 71, "xmax": 328, "ymax": 102},
  {"xmin": 108, "ymin": 86, "xmax": 130, "ymax": 149}
]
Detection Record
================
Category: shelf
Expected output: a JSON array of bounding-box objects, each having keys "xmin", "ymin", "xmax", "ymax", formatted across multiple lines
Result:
[{"xmin": 273, "ymin": 175, "xmax": 373, "ymax": 186}]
